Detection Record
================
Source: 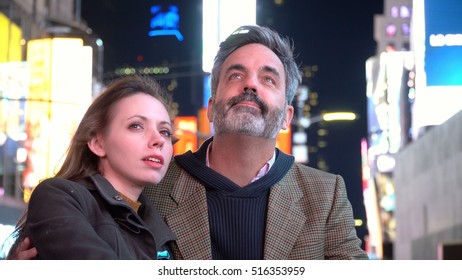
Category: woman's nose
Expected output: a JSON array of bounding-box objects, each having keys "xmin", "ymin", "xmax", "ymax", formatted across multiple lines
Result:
[{"xmin": 150, "ymin": 131, "xmax": 165, "ymax": 149}]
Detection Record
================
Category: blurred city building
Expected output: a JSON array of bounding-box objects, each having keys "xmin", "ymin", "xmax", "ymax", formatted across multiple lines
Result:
[
  {"xmin": 364, "ymin": 0, "xmax": 462, "ymax": 259},
  {"xmin": 0, "ymin": 0, "xmax": 98, "ymax": 257},
  {"xmin": 394, "ymin": 109, "xmax": 462, "ymax": 260}
]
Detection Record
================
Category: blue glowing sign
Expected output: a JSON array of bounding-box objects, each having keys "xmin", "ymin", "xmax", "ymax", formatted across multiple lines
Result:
[
  {"xmin": 425, "ymin": 0, "xmax": 462, "ymax": 86},
  {"xmin": 203, "ymin": 74, "xmax": 211, "ymax": 107},
  {"xmin": 148, "ymin": 5, "xmax": 184, "ymax": 41}
]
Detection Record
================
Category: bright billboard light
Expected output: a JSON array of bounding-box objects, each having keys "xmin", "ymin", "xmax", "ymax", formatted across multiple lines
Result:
[
  {"xmin": 424, "ymin": 0, "xmax": 462, "ymax": 86},
  {"xmin": 202, "ymin": 0, "xmax": 256, "ymax": 73},
  {"xmin": 412, "ymin": 0, "xmax": 462, "ymax": 136}
]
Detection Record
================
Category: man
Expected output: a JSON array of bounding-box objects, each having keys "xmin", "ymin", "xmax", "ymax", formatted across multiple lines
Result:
[
  {"xmin": 144, "ymin": 25, "xmax": 368, "ymax": 260},
  {"xmin": 11, "ymin": 25, "xmax": 368, "ymax": 260}
]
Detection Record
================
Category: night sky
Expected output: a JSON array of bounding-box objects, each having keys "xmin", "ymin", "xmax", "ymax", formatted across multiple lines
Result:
[{"xmin": 81, "ymin": 0, "xmax": 384, "ymax": 240}]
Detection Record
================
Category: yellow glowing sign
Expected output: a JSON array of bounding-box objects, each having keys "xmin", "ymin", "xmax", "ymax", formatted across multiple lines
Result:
[
  {"xmin": 0, "ymin": 12, "xmax": 23, "ymax": 62},
  {"xmin": 322, "ymin": 112, "xmax": 357, "ymax": 122},
  {"xmin": 22, "ymin": 38, "xmax": 92, "ymax": 200}
]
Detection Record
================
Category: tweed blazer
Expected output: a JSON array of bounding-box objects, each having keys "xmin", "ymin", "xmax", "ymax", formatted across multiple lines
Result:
[{"xmin": 144, "ymin": 158, "xmax": 368, "ymax": 260}]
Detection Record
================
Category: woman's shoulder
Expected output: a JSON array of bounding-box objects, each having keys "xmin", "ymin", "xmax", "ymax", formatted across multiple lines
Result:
[
  {"xmin": 31, "ymin": 177, "xmax": 92, "ymax": 199},
  {"xmin": 35, "ymin": 177, "xmax": 84, "ymax": 188}
]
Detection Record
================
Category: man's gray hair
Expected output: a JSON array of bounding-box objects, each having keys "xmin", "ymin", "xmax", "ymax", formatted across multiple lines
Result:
[{"xmin": 210, "ymin": 25, "xmax": 302, "ymax": 105}]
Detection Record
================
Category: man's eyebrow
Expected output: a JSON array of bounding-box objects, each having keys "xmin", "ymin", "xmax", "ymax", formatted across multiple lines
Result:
[
  {"xmin": 224, "ymin": 64, "xmax": 245, "ymax": 74},
  {"xmin": 224, "ymin": 64, "xmax": 281, "ymax": 79},
  {"xmin": 261, "ymin": 65, "xmax": 281, "ymax": 79}
]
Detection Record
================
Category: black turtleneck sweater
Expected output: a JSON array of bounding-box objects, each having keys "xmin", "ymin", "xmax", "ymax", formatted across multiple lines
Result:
[{"xmin": 175, "ymin": 137, "xmax": 294, "ymax": 260}]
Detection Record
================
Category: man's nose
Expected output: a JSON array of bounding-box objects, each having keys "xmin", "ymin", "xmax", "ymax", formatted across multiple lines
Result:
[
  {"xmin": 243, "ymin": 74, "xmax": 258, "ymax": 93},
  {"xmin": 244, "ymin": 87, "xmax": 256, "ymax": 93}
]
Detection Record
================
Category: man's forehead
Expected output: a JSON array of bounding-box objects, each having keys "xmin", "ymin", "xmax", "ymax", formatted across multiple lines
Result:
[{"xmin": 223, "ymin": 44, "xmax": 284, "ymax": 71}]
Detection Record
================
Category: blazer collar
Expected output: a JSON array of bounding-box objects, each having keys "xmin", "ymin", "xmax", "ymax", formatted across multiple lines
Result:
[
  {"xmin": 166, "ymin": 176, "xmax": 213, "ymax": 259},
  {"xmin": 263, "ymin": 175, "xmax": 306, "ymax": 259}
]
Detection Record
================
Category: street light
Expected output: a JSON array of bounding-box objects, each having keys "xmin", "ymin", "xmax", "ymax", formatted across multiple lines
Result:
[
  {"xmin": 292, "ymin": 111, "xmax": 358, "ymax": 164},
  {"xmin": 297, "ymin": 112, "xmax": 358, "ymax": 129}
]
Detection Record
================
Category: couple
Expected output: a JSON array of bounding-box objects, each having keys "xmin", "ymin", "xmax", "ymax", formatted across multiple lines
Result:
[{"xmin": 8, "ymin": 25, "xmax": 368, "ymax": 260}]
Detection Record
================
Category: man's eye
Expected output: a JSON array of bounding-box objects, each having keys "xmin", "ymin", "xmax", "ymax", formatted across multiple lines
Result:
[
  {"xmin": 264, "ymin": 76, "xmax": 276, "ymax": 84},
  {"xmin": 230, "ymin": 73, "xmax": 242, "ymax": 80}
]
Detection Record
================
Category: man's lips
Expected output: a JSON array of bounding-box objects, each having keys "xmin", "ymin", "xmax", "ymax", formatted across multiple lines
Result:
[
  {"xmin": 234, "ymin": 100, "xmax": 261, "ymax": 109},
  {"xmin": 227, "ymin": 91, "xmax": 268, "ymax": 114}
]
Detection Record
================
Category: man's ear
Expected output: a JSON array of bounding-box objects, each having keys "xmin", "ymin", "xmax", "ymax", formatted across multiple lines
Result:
[
  {"xmin": 206, "ymin": 97, "xmax": 214, "ymax": 122},
  {"xmin": 281, "ymin": 105, "xmax": 294, "ymax": 130},
  {"xmin": 87, "ymin": 135, "xmax": 106, "ymax": 157}
]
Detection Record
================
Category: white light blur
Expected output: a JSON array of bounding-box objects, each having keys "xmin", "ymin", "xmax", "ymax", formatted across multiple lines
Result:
[
  {"xmin": 376, "ymin": 154, "xmax": 396, "ymax": 173},
  {"xmin": 292, "ymin": 144, "xmax": 308, "ymax": 163},
  {"xmin": 0, "ymin": 224, "xmax": 16, "ymax": 259},
  {"xmin": 202, "ymin": 0, "xmax": 256, "ymax": 73},
  {"xmin": 16, "ymin": 147, "xmax": 27, "ymax": 163},
  {"xmin": 0, "ymin": 132, "xmax": 6, "ymax": 146},
  {"xmin": 292, "ymin": 131, "xmax": 307, "ymax": 144}
]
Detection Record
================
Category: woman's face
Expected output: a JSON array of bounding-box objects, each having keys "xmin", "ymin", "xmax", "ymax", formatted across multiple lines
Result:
[{"xmin": 89, "ymin": 93, "xmax": 173, "ymax": 194}]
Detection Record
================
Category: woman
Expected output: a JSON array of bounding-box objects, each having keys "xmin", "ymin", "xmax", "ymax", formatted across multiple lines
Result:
[{"xmin": 8, "ymin": 75, "xmax": 177, "ymax": 259}]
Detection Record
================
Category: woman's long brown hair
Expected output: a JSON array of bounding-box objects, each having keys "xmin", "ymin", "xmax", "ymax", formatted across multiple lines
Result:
[{"xmin": 5, "ymin": 75, "xmax": 174, "ymax": 259}]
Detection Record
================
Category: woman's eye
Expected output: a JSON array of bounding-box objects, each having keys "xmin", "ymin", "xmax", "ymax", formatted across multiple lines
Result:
[
  {"xmin": 129, "ymin": 123, "xmax": 143, "ymax": 130},
  {"xmin": 160, "ymin": 130, "xmax": 172, "ymax": 138}
]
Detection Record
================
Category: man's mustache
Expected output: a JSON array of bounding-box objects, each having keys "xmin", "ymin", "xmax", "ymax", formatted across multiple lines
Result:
[{"xmin": 227, "ymin": 90, "xmax": 268, "ymax": 115}]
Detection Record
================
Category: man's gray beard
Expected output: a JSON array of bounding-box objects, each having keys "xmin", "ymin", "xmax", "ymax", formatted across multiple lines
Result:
[{"xmin": 211, "ymin": 101, "xmax": 286, "ymax": 139}]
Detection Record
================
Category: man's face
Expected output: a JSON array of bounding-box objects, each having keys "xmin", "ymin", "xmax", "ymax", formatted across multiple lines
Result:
[{"xmin": 208, "ymin": 43, "xmax": 293, "ymax": 139}]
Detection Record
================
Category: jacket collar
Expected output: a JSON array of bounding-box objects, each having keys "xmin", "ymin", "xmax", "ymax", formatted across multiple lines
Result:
[
  {"xmin": 166, "ymin": 172, "xmax": 213, "ymax": 259},
  {"xmin": 263, "ymin": 175, "xmax": 306, "ymax": 259},
  {"xmin": 88, "ymin": 174, "xmax": 177, "ymax": 251}
]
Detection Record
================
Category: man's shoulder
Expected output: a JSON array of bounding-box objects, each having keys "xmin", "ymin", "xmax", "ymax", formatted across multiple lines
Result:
[
  {"xmin": 149, "ymin": 160, "xmax": 192, "ymax": 193},
  {"xmin": 162, "ymin": 159, "xmax": 185, "ymax": 182},
  {"xmin": 282, "ymin": 163, "xmax": 343, "ymax": 192},
  {"xmin": 289, "ymin": 162, "xmax": 338, "ymax": 179}
]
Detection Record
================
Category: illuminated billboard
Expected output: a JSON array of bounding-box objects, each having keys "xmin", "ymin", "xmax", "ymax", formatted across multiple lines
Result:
[
  {"xmin": 412, "ymin": 0, "xmax": 462, "ymax": 136},
  {"xmin": 0, "ymin": 12, "xmax": 22, "ymax": 62},
  {"xmin": 148, "ymin": 5, "xmax": 184, "ymax": 41},
  {"xmin": 202, "ymin": 0, "xmax": 256, "ymax": 73},
  {"xmin": 424, "ymin": 0, "xmax": 462, "ymax": 86},
  {"xmin": 23, "ymin": 38, "xmax": 92, "ymax": 200}
]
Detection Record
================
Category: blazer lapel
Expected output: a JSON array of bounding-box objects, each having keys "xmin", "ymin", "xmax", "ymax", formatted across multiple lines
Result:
[
  {"xmin": 165, "ymin": 179, "xmax": 213, "ymax": 260},
  {"xmin": 263, "ymin": 182, "xmax": 306, "ymax": 259}
]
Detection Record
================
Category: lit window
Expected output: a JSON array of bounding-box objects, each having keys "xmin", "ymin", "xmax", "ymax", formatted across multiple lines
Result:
[
  {"xmin": 391, "ymin": 6, "xmax": 398, "ymax": 18},
  {"xmin": 400, "ymin": 6, "xmax": 411, "ymax": 18},
  {"xmin": 386, "ymin": 24, "xmax": 397, "ymax": 37},
  {"xmin": 401, "ymin": 23, "xmax": 411, "ymax": 36}
]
